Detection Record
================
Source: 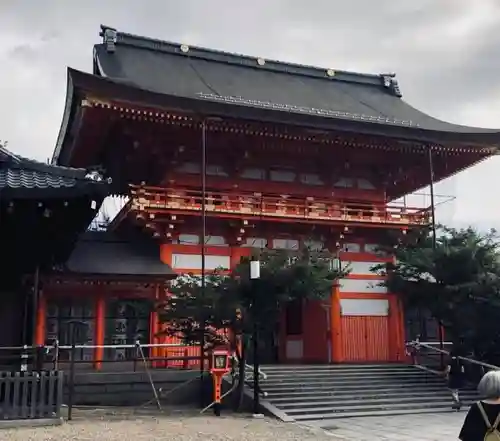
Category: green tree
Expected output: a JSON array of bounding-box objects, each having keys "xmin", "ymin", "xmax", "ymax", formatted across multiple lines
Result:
[
  {"xmin": 374, "ymin": 226, "xmax": 500, "ymax": 361},
  {"xmin": 157, "ymin": 244, "xmax": 347, "ymax": 409}
]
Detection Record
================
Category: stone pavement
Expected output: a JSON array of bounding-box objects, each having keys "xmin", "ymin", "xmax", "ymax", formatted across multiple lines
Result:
[
  {"xmin": 0, "ymin": 407, "xmax": 338, "ymax": 441},
  {"xmin": 0, "ymin": 406, "xmax": 470, "ymax": 441},
  {"xmin": 308, "ymin": 411, "xmax": 467, "ymax": 441}
]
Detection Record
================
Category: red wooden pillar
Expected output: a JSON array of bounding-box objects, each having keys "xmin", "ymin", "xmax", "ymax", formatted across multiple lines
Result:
[
  {"xmin": 94, "ymin": 296, "xmax": 105, "ymax": 370},
  {"xmin": 397, "ymin": 297, "xmax": 408, "ymax": 361},
  {"xmin": 35, "ymin": 291, "xmax": 46, "ymax": 346},
  {"xmin": 159, "ymin": 244, "xmax": 174, "ymax": 367},
  {"xmin": 330, "ymin": 283, "xmax": 342, "ymax": 363},
  {"xmin": 160, "ymin": 243, "xmax": 173, "ymax": 267},
  {"xmin": 230, "ymin": 245, "xmax": 249, "ymax": 269},
  {"xmin": 229, "ymin": 246, "xmax": 250, "ymax": 356},
  {"xmin": 388, "ymin": 294, "xmax": 402, "ymax": 361},
  {"xmin": 150, "ymin": 285, "xmax": 160, "ymax": 368}
]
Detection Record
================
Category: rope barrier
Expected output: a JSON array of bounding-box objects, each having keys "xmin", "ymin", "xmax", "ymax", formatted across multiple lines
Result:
[
  {"xmin": 407, "ymin": 340, "xmax": 500, "ymax": 371},
  {"xmin": 0, "ymin": 343, "xmax": 194, "ymax": 351},
  {"xmin": 134, "ymin": 340, "xmax": 162, "ymax": 410}
]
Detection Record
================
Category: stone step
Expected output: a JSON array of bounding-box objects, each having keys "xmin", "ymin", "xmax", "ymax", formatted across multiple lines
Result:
[
  {"xmin": 262, "ymin": 379, "xmax": 447, "ymax": 390},
  {"xmin": 275, "ymin": 393, "xmax": 478, "ymax": 409},
  {"xmin": 263, "ymin": 368, "xmax": 420, "ymax": 376},
  {"xmin": 317, "ymin": 407, "xmax": 470, "ymax": 424},
  {"xmin": 255, "ymin": 364, "xmax": 478, "ymax": 421},
  {"xmin": 264, "ymin": 373, "xmax": 444, "ymax": 381},
  {"xmin": 265, "ymin": 370, "xmax": 434, "ymax": 379},
  {"xmin": 268, "ymin": 389, "xmax": 478, "ymax": 402},
  {"xmin": 264, "ymin": 366, "xmax": 418, "ymax": 372},
  {"xmin": 290, "ymin": 400, "xmax": 476, "ymax": 420},
  {"xmin": 264, "ymin": 374, "xmax": 444, "ymax": 383},
  {"xmin": 261, "ymin": 364, "xmax": 411, "ymax": 369},
  {"xmin": 261, "ymin": 383, "xmax": 447, "ymax": 395},
  {"xmin": 263, "ymin": 364, "xmax": 417, "ymax": 370}
]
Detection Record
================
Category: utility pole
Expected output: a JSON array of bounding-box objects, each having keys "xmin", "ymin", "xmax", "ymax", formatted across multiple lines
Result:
[
  {"xmin": 199, "ymin": 121, "xmax": 207, "ymax": 405},
  {"xmin": 250, "ymin": 259, "xmax": 263, "ymax": 417}
]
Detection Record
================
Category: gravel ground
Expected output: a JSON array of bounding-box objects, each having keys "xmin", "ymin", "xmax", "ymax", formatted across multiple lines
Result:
[{"xmin": 1, "ymin": 408, "xmax": 338, "ymax": 441}]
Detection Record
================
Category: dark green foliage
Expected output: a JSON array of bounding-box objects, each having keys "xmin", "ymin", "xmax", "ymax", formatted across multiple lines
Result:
[
  {"xmin": 157, "ymin": 245, "xmax": 347, "ymax": 352},
  {"xmin": 374, "ymin": 225, "xmax": 500, "ymax": 361}
]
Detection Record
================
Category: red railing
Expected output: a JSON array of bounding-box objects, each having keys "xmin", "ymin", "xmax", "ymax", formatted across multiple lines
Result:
[{"xmin": 129, "ymin": 185, "xmax": 431, "ymax": 226}]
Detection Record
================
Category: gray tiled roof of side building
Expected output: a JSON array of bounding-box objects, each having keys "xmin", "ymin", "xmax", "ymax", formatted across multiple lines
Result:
[
  {"xmin": 60, "ymin": 231, "xmax": 176, "ymax": 278},
  {"xmin": 0, "ymin": 145, "xmax": 109, "ymax": 195}
]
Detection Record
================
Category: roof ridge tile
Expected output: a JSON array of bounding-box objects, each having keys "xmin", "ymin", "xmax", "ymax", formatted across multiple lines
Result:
[{"xmin": 98, "ymin": 24, "xmax": 393, "ymax": 90}]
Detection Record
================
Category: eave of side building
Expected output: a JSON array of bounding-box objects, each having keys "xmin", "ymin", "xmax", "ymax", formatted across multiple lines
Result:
[
  {"xmin": 49, "ymin": 230, "xmax": 177, "ymax": 281},
  {"xmin": 0, "ymin": 145, "xmax": 110, "ymax": 200},
  {"xmin": 0, "ymin": 145, "xmax": 113, "ymax": 278}
]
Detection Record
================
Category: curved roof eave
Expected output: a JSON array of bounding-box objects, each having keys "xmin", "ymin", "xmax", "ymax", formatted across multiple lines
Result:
[
  {"xmin": 51, "ymin": 69, "xmax": 77, "ymax": 166},
  {"xmin": 64, "ymin": 68, "xmax": 500, "ymax": 150}
]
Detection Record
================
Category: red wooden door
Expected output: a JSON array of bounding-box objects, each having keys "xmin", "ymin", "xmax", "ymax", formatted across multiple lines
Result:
[
  {"xmin": 341, "ymin": 316, "xmax": 390, "ymax": 362},
  {"xmin": 365, "ymin": 316, "xmax": 390, "ymax": 361},
  {"xmin": 303, "ymin": 300, "xmax": 329, "ymax": 363},
  {"xmin": 341, "ymin": 316, "xmax": 366, "ymax": 362}
]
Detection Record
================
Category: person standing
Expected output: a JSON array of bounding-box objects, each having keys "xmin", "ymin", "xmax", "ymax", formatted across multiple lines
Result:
[
  {"xmin": 445, "ymin": 346, "xmax": 466, "ymax": 411},
  {"xmin": 459, "ymin": 370, "xmax": 500, "ymax": 441}
]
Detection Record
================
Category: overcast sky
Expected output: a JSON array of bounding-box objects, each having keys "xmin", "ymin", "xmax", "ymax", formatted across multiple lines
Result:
[{"xmin": 1, "ymin": 0, "xmax": 500, "ymax": 229}]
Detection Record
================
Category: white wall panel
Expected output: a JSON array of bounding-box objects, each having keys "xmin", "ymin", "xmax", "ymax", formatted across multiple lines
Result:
[
  {"xmin": 240, "ymin": 168, "xmax": 265, "ymax": 180},
  {"xmin": 364, "ymin": 243, "xmax": 388, "ymax": 256},
  {"xmin": 175, "ymin": 162, "xmax": 200, "ymax": 174},
  {"xmin": 243, "ymin": 237, "xmax": 267, "ymax": 248},
  {"xmin": 340, "ymin": 299, "xmax": 389, "ymax": 316},
  {"xmin": 344, "ymin": 261, "xmax": 379, "ymax": 275},
  {"xmin": 177, "ymin": 234, "xmax": 200, "ymax": 245},
  {"xmin": 339, "ymin": 278, "xmax": 387, "ymax": 293},
  {"xmin": 357, "ymin": 178, "xmax": 376, "ymax": 190},
  {"xmin": 270, "ymin": 170, "xmax": 296, "ymax": 182},
  {"xmin": 203, "ymin": 255, "xmax": 231, "ymax": 270},
  {"xmin": 273, "ymin": 239, "xmax": 299, "ymax": 250},
  {"xmin": 176, "ymin": 235, "xmax": 228, "ymax": 246},
  {"xmin": 300, "ymin": 173, "xmax": 323, "ymax": 185},
  {"xmin": 205, "ymin": 235, "xmax": 227, "ymax": 246},
  {"xmin": 172, "ymin": 254, "xmax": 230, "ymax": 270},
  {"xmin": 343, "ymin": 243, "xmax": 361, "ymax": 253},
  {"xmin": 334, "ymin": 177, "xmax": 354, "ymax": 188},
  {"xmin": 364, "ymin": 243, "xmax": 380, "ymax": 253},
  {"xmin": 304, "ymin": 240, "xmax": 324, "ymax": 251},
  {"xmin": 206, "ymin": 164, "xmax": 228, "ymax": 176}
]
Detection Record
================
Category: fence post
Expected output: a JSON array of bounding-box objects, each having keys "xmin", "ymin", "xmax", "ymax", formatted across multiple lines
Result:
[
  {"xmin": 35, "ymin": 345, "xmax": 44, "ymax": 372},
  {"xmin": 53, "ymin": 339, "xmax": 59, "ymax": 371},
  {"xmin": 20, "ymin": 345, "xmax": 29, "ymax": 372},
  {"xmin": 55, "ymin": 371, "xmax": 64, "ymax": 419},
  {"xmin": 67, "ymin": 342, "xmax": 76, "ymax": 421}
]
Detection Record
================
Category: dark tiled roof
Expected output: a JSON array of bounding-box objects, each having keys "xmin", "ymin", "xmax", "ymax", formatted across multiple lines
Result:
[
  {"xmin": 62, "ymin": 231, "xmax": 176, "ymax": 279},
  {"xmin": 90, "ymin": 25, "xmax": 500, "ymax": 137},
  {"xmin": 0, "ymin": 145, "xmax": 109, "ymax": 198}
]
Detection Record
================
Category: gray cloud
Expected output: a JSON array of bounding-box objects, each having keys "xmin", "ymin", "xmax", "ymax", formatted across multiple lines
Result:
[{"xmin": 1, "ymin": 0, "xmax": 499, "ymax": 227}]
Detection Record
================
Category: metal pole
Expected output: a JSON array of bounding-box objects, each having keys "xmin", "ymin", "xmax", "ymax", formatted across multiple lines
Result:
[
  {"xmin": 428, "ymin": 147, "xmax": 444, "ymax": 366},
  {"xmin": 252, "ymin": 292, "xmax": 260, "ymax": 415},
  {"xmin": 199, "ymin": 121, "xmax": 207, "ymax": 405},
  {"xmin": 67, "ymin": 325, "xmax": 77, "ymax": 421},
  {"xmin": 428, "ymin": 147, "xmax": 437, "ymax": 250},
  {"xmin": 32, "ymin": 265, "xmax": 40, "ymax": 346}
]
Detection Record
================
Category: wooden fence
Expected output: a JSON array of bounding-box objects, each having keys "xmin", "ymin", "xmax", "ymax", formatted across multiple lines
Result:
[{"xmin": 0, "ymin": 371, "xmax": 63, "ymax": 420}]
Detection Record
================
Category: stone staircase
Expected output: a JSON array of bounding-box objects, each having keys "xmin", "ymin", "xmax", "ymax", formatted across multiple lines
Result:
[{"xmin": 259, "ymin": 364, "xmax": 479, "ymax": 421}]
